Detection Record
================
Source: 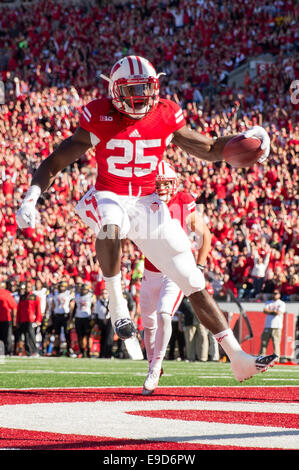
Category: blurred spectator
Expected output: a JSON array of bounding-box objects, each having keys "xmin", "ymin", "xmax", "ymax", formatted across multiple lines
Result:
[
  {"xmin": 50, "ymin": 280, "xmax": 75, "ymax": 357},
  {"xmin": 33, "ymin": 279, "xmax": 48, "ymax": 318},
  {"xmin": 168, "ymin": 310, "xmax": 185, "ymax": 361},
  {"xmin": 217, "ymin": 273, "xmax": 238, "ymax": 301},
  {"xmin": 73, "ymin": 281, "xmax": 96, "ymax": 358},
  {"xmin": 250, "ymin": 247, "xmax": 271, "ymax": 297},
  {"xmin": 179, "ymin": 296, "xmax": 210, "ymax": 362},
  {"xmin": 0, "ymin": 282, "xmax": 17, "ymax": 355},
  {"xmin": 95, "ymin": 288, "xmax": 114, "ymax": 359},
  {"xmin": 33, "ymin": 278, "xmax": 48, "ymax": 350},
  {"xmin": 208, "ymin": 331, "xmax": 220, "ymax": 362},
  {"xmin": 179, "ymin": 297, "xmax": 197, "ymax": 361},
  {"xmin": 280, "ymin": 275, "xmax": 299, "ymax": 302},
  {"xmin": 256, "ymin": 270, "xmax": 277, "ymax": 301},
  {"xmin": 259, "ymin": 290, "xmax": 286, "ymax": 360},
  {"xmin": 15, "ymin": 281, "xmax": 42, "ymax": 356}
]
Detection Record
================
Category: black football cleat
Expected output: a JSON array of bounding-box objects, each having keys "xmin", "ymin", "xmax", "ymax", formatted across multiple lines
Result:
[
  {"xmin": 114, "ymin": 318, "xmax": 137, "ymax": 340},
  {"xmin": 231, "ymin": 351, "xmax": 278, "ymax": 382},
  {"xmin": 255, "ymin": 353, "xmax": 278, "ymax": 372}
]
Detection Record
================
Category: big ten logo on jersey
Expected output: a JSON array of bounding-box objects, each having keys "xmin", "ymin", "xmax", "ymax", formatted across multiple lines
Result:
[{"xmin": 100, "ymin": 115, "xmax": 113, "ymax": 121}]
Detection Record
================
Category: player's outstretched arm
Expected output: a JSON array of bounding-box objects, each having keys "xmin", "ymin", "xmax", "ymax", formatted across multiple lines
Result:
[
  {"xmin": 31, "ymin": 127, "xmax": 92, "ymax": 192},
  {"xmin": 16, "ymin": 127, "xmax": 92, "ymax": 229},
  {"xmin": 172, "ymin": 125, "xmax": 270, "ymax": 164},
  {"xmin": 172, "ymin": 125, "xmax": 235, "ymax": 162}
]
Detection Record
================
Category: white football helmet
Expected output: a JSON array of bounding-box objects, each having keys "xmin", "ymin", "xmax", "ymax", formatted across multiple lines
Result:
[
  {"xmin": 156, "ymin": 161, "xmax": 178, "ymax": 203},
  {"xmin": 101, "ymin": 56, "xmax": 164, "ymax": 119}
]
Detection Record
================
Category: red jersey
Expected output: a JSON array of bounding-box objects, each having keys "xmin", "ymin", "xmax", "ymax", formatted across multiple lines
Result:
[
  {"xmin": 144, "ymin": 191, "xmax": 196, "ymax": 272},
  {"xmin": 79, "ymin": 97, "xmax": 186, "ymax": 196},
  {"xmin": 0, "ymin": 288, "xmax": 17, "ymax": 322},
  {"xmin": 16, "ymin": 293, "xmax": 42, "ymax": 324}
]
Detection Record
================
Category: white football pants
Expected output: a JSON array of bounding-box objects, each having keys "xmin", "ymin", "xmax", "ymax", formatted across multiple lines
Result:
[
  {"xmin": 140, "ymin": 269, "xmax": 184, "ymax": 329},
  {"xmin": 75, "ymin": 187, "xmax": 205, "ymax": 296}
]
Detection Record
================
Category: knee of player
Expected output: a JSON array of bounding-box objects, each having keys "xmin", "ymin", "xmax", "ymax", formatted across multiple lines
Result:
[
  {"xmin": 142, "ymin": 315, "xmax": 157, "ymax": 330},
  {"xmin": 157, "ymin": 311, "xmax": 171, "ymax": 317},
  {"xmin": 157, "ymin": 311, "xmax": 172, "ymax": 325},
  {"xmin": 97, "ymin": 223, "xmax": 121, "ymax": 240},
  {"xmin": 184, "ymin": 267, "xmax": 206, "ymax": 297}
]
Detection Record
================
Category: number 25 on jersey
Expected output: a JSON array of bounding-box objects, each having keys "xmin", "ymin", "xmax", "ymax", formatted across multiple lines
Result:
[{"xmin": 106, "ymin": 138, "xmax": 161, "ymax": 178}]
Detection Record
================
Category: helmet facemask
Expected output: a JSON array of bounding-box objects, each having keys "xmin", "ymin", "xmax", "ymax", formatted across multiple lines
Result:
[
  {"xmin": 101, "ymin": 56, "xmax": 165, "ymax": 119},
  {"xmin": 156, "ymin": 162, "xmax": 178, "ymax": 203},
  {"xmin": 156, "ymin": 178, "xmax": 177, "ymax": 203},
  {"xmin": 112, "ymin": 77, "xmax": 159, "ymax": 118}
]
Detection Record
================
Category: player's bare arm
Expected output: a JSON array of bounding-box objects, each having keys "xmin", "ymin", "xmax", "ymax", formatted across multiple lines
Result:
[
  {"xmin": 16, "ymin": 126, "xmax": 92, "ymax": 229},
  {"xmin": 186, "ymin": 211, "xmax": 212, "ymax": 266},
  {"xmin": 197, "ymin": 223, "xmax": 212, "ymax": 266},
  {"xmin": 172, "ymin": 125, "xmax": 235, "ymax": 162},
  {"xmin": 172, "ymin": 124, "xmax": 270, "ymax": 165},
  {"xmin": 31, "ymin": 127, "xmax": 92, "ymax": 192}
]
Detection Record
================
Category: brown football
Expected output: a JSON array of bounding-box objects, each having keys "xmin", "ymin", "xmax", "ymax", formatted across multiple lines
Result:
[{"xmin": 223, "ymin": 135, "xmax": 264, "ymax": 168}]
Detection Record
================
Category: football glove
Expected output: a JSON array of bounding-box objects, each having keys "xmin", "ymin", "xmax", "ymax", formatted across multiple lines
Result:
[
  {"xmin": 242, "ymin": 125, "xmax": 270, "ymax": 163},
  {"xmin": 16, "ymin": 185, "xmax": 41, "ymax": 229}
]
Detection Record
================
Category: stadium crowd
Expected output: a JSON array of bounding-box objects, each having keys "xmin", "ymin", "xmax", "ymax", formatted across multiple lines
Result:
[{"xmin": 0, "ymin": 0, "xmax": 298, "ymax": 356}]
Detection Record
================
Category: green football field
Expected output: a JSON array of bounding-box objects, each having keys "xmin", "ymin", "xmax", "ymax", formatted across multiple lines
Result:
[{"xmin": 1, "ymin": 356, "xmax": 298, "ymax": 389}]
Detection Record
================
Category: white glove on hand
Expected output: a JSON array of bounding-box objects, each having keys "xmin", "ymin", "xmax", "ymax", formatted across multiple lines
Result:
[
  {"xmin": 242, "ymin": 125, "xmax": 270, "ymax": 163},
  {"xmin": 16, "ymin": 203, "xmax": 40, "ymax": 229},
  {"xmin": 16, "ymin": 185, "xmax": 41, "ymax": 229}
]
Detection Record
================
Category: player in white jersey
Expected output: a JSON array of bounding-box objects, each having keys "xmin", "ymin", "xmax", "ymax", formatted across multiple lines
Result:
[
  {"xmin": 33, "ymin": 279, "xmax": 48, "ymax": 353},
  {"xmin": 33, "ymin": 279, "xmax": 48, "ymax": 316},
  {"xmin": 51, "ymin": 281, "xmax": 75, "ymax": 356},
  {"xmin": 74, "ymin": 282, "xmax": 96, "ymax": 358},
  {"xmin": 140, "ymin": 163, "xmax": 212, "ymax": 394},
  {"xmin": 94, "ymin": 288, "xmax": 114, "ymax": 358},
  {"xmin": 16, "ymin": 55, "xmax": 277, "ymax": 382}
]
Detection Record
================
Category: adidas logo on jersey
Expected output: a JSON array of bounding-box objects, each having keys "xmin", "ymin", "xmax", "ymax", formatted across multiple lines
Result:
[{"xmin": 129, "ymin": 129, "xmax": 141, "ymax": 138}]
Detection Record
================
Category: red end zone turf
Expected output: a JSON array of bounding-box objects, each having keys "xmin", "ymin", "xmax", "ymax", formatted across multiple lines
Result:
[
  {"xmin": 0, "ymin": 387, "xmax": 298, "ymax": 451},
  {"xmin": 0, "ymin": 386, "xmax": 298, "ymax": 405}
]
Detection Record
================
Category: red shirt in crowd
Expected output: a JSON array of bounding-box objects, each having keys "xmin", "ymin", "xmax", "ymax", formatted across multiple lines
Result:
[
  {"xmin": 221, "ymin": 280, "xmax": 238, "ymax": 298},
  {"xmin": 281, "ymin": 281, "xmax": 299, "ymax": 297},
  {"xmin": 0, "ymin": 288, "xmax": 17, "ymax": 322},
  {"xmin": 16, "ymin": 293, "xmax": 42, "ymax": 324}
]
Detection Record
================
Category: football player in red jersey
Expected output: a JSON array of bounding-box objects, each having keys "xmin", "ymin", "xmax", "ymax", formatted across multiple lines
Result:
[
  {"xmin": 140, "ymin": 162, "xmax": 212, "ymax": 395},
  {"xmin": 16, "ymin": 55, "xmax": 276, "ymax": 382}
]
